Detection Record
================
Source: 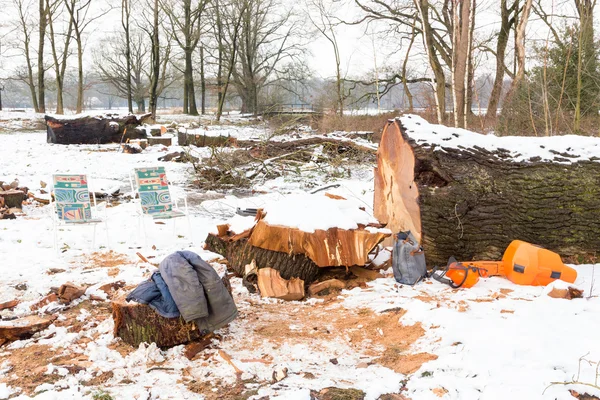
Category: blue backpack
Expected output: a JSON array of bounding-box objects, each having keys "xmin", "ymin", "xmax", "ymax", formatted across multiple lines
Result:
[{"xmin": 392, "ymin": 231, "xmax": 427, "ymax": 285}]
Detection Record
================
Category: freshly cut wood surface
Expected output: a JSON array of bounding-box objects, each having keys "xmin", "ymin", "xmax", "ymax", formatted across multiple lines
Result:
[
  {"xmin": 248, "ymin": 219, "xmax": 389, "ymax": 267},
  {"xmin": 257, "ymin": 268, "xmax": 305, "ymax": 301}
]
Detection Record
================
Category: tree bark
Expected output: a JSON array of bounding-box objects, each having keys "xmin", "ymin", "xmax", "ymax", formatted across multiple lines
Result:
[
  {"xmin": 122, "ymin": 0, "xmax": 133, "ymax": 113},
  {"xmin": 45, "ymin": 113, "xmax": 151, "ymax": 144},
  {"xmin": 204, "ymin": 233, "xmax": 321, "ymax": 283},
  {"xmin": 415, "ymin": 0, "xmax": 445, "ymax": 123},
  {"xmin": 38, "ymin": 0, "xmax": 47, "ymax": 113},
  {"xmin": 148, "ymin": 0, "xmax": 160, "ymax": 120},
  {"xmin": 504, "ymin": 0, "xmax": 533, "ymax": 106},
  {"xmin": 200, "ymin": 45, "xmax": 206, "ymax": 114},
  {"xmin": 374, "ymin": 116, "xmax": 600, "ymax": 265},
  {"xmin": 486, "ymin": 0, "xmax": 514, "ymax": 119},
  {"xmin": 112, "ymin": 300, "xmax": 205, "ymax": 348}
]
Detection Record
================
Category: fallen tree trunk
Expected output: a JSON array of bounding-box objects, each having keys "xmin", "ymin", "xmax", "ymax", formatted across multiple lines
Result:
[
  {"xmin": 204, "ymin": 233, "xmax": 320, "ymax": 283},
  {"xmin": 374, "ymin": 115, "xmax": 600, "ymax": 265},
  {"xmin": 45, "ymin": 113, "xmax": 152, "ymax": 144}
]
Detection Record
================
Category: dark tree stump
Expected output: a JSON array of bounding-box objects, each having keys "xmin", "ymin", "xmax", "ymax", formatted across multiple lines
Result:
[
  {"xmin": 112, "ymin": 300, "xmax": 204, "ymax": 348},
  {"xmin": 204, "ymin": 233, "xmax": 320, "ymax": 284},
  {"xmin": 45, "ymin": 113, "xmax": 152, "ymax": 144},
  {"xmin": 0, "ymin": 190, "xmax": 25, "ymax": 209},
  {"xmin": 374, "ymin": 116, "xmax": 600, "ymax": 265}
]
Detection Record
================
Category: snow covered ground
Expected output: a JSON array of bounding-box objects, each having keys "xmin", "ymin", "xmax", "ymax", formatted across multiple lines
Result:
[{"xmin": 1, "ymin": 118, "xmax": 599, "ymax": 400}]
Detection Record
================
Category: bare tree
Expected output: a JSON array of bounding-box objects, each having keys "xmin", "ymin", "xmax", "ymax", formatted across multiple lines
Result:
[
  {"xmin": 147, "ymin": 0, "xmax": 160, "ymax": 119},
  {"xmin": 122, "ymin": 0, "xmax": 133, "ymax": 113},
  {"xmin": 12, "ymin": 0, "xmax": 39, "ymax": 111},
  {"xmin": 484, "ymin": 0, "xmax": 517, "ymax": 119},
  {"xmin": 307, "ymin": 0, "xmax": 344, "ymax": 116},
  {"xmin": 46, "ymin": 0, "xmax": 73, "ymax": 114},
  {"xmin": 573, "ymin": 0, "xmax": 596, "ymax": 131},
  {"xmin": 38, "ymin": 0, "xmax": 48, "ymax": 112},
  {"xmin": 231, "ymin": 0, "xmax": 303, "ymax": 115},
  {"xmin": 504, "ymin": 0, "xmax": 533, "ymax": 104},
  {"xmin": 95, "ymin": 31, "xmax": 150, "ymax": 112},
  {"xmin": 161, "ymin": 0, "xmax": 207, "ymax": 115},
  {"xmin": 450, "ymin": 0, "xmax": 474, "ymax": 128},
  {"xmin": 216, "ymin": 0, "xmax": 246, "ymax": 120},
  {"xmin": 64, "ymin": 0, "xmax": 111, "ymax": 113}
]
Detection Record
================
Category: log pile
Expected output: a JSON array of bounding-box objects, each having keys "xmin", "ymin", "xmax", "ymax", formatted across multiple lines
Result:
[
  {"xmin": 374, "ymin": 115, "xmax": 600, "ymax": 265},
  {"xmin": 0, "ymin": 181, "xmax": 28, "ymax": 219},
  {"xmin": 45, "ymin": 113, "xmax": 152, "ymax": 144},
  {"xmin": 205, "ymin": 197, "xmax": 390, "ymax": 288}
]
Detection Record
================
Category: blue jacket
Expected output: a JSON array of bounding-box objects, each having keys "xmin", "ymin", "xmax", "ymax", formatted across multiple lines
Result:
[
  {"xmin": 126, "ymin": 271, "xmax": 180, "ymax": 318},
  {"xmin": 126, "ymin": 251, "xmax": 238, "ymax": 333}
]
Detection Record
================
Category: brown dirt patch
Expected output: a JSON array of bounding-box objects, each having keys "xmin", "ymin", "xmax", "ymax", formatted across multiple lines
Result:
[
  {"xmin": 77, "ymin": 251, "xmax": 131, "ymax": 270},
  {"xmin": 0, "ymin": 344, "xmax": 64, "ymax": 395},
  {"xmin": 432, "ymin": 387, "xmax": 449, "ymax": 397},
  {"xmin": 245, "ymin": 301, "xmax": 431, "ymax": 375},
  {"xmin": 378, "ymin": 351, "xmax": 438, "ymax": 375}
]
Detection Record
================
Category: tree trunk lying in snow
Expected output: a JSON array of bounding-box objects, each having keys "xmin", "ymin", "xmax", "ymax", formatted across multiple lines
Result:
[
  {"xmin": 374, "ymin": 115, "xmax": 600, "ymax": 266},
  {"xmin": 45, "ymin": 113, "xmax": 152, "ymax": 144},
  {"xmin": 204, "ymin": 233, "xmax": 321, "ymax": 284},
  {"xmin": 205, "ymin": 209, "xmax": 389, "ymax": 284}
]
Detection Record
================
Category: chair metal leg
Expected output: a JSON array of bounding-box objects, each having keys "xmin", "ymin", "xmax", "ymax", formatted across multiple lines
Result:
[
  {"xmin": 186, "ymin": 214, "xmax": 193, "ymax": 247},
  {"xmin": 92, "ymin": 224, "xmax": 97, "ymax": 250},
  {"xmin": 104, "ymin": 219, "xmax": 110, "ymax": 249}
]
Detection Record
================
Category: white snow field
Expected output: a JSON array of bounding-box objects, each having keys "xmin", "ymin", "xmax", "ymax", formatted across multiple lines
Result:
[{"xmin": 0, "ymin": 114, "xmax": 599, "ymax": 400}]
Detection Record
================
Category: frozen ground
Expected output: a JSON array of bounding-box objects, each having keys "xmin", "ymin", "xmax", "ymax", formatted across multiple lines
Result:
[{"xmin": 0, "ymin": 119, "xmax": 599, "ymax": 400}]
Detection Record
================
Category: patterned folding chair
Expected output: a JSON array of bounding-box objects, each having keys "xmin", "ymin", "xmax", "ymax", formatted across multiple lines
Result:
[
  {"xmin": 130, "ymin": 167, "xmax": 192, "ymax": 244},
  {"xmin": 52, "ymin": 174, "xmax": 109, "ymax": 252}
]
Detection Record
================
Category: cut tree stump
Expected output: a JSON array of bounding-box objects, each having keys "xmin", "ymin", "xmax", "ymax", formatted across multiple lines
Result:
[
  {"xmin": 257, "ymin": 268, "xmax": 305, "ymax": 300},
  {"xmin": 178, "ymin": 131, "xmax": 232, "ymax": 147},
  {"xmin": 112, "ymin": 299, "xmax": 205, "ymax": 348},
  {"xmin": 45, "ymin": 113, "xmax": 151, "ymax": 144},
  {"xmin": 374, "ymin": 115, "xmax": 600, "ymax": 265},
  {"xmin": 0, "ymin": 190, "xmax": 25, "ymax": 209},
  {"xmin": 0, "ymin": 315, "xmax": 57, "ymax": 346}
]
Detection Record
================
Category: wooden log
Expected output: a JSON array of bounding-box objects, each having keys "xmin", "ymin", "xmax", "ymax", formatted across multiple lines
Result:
[
  {"xmin": 0, "ymin": 299, "xmax": 19, "ymax": 310},
  {"xmin": 148, "ymin": 137, "xmax": 172, "ymax": 146},
  {"xmin": 307, "ymin": 279, "xmax": 347, "ymax": 296},
  {"xmin": 112, "ymin": 300, "xmax": 205, "ymax": 348},
  {"xmin": 204, "ymin": 233, "xmax": 320, "ymax": 284},
  {"xmin": 0, "ymin": 315, "xmax": 57, "ymax": 345},
  {"xmin": 0, "ymin": 190, "xmax": 25, "ymax": 209},
  {"xmin": 248, "ymin": 219, "xmax": 389, "ymax": 268},
  {"xmin": 257, "ymin": 268, "xmax": 305, "ymax": 300},
  {"xmin": 57, "ymin": 283, "xmax": 85, "ymax": 303},
  {"xmin": 374, "ymin": 116, "xmax": 600, "ymax": 265},
  {"xmin": 45, "ymin": 113, "xmax": 151, "ymax": 144},
  {"xmin": 178, "ymin": 131, "xmax": 232, "ymax": 147}
]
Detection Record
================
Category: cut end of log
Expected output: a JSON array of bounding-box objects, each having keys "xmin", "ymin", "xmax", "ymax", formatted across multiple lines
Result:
[
  {"xmin": 373, "ymin": 120, "xmax": 422, "ymax": 246},
  {"xmin": 257, "ymin": 268, "xmax": 305, "ymax": 301}
]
